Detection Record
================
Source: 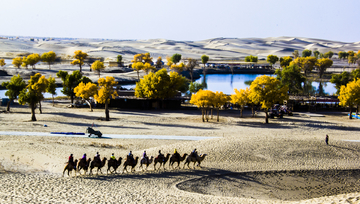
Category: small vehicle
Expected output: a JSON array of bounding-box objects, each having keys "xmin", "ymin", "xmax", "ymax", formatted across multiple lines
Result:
[
  {"xmin": 86, "ymin": 127, "xmax": 102, "ymax": 137},
  {"xmin": 279, "ymin": 105, "xmax": 293, "ymax": 116},
  {"xmin": 268, "ymin": 104, "xmax": 283, "ymax": 119}
]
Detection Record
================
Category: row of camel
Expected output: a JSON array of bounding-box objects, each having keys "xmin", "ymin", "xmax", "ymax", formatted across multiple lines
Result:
[{"xmin": 63, "ymin": 152, "xmax": 207, "ymax": 177}]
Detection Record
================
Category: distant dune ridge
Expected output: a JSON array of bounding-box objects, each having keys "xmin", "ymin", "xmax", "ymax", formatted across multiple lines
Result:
[{"xmin": 0, "ymin": 36, "xmax": 359, "ymax": 61}]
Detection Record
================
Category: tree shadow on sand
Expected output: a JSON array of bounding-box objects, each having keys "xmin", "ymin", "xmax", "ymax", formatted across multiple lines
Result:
[{"xmin": 55, "ymin": 121, "xmax": 149, "ymax": 129}]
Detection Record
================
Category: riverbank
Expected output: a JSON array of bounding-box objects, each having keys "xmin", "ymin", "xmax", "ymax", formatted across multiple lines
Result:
[{"xmin": 0, "ymin": 101, "xmax": 359, "ymax": 203}]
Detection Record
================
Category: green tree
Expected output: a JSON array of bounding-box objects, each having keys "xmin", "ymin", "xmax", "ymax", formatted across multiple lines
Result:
[
  {"xmin": 330, "ymin": 71, "xmax": 350, "ymax": 94},
  {"xmin": 91, "ymin": 60, "xmax": 105, "ymax": 77},
  {"xmin": 266, "ymin": 55, "xmax": 279, "ymax": 66},
  {"xmin": 18, "ymin": 73, "xmax": 48, "ymax": 121},
  {"xmin": 302, "ymin": 49, "xmax": 312, "ymax": 57},
  {"xmin": 189, "ymin": 82, "xmax": 204, "ymax": 95},
  {"xmin": 46, "ymin": 76, "xmax": 57, "ymax": 106},
  {"xmin": 275, "ymin": 64, "xmax": 305, "ymax": 94},
  {"xmin": 316, "ymin": 58, "xmax": 333, "ymax": 78},
  {"xmin": 249, "ymin": 75, "xmax": 289, "ymax": 123},
  {"xmin": 171, "ymin": 53, "xmax": 182, "ymax": 64},
  {"xmin": 74, "ymin": 82, "xmax": 98, "ymax": 112},
  {"xmin": 338, "ymin": 51, "xmax": 348, "ymax": 60},
  {"xmin": 351, "ymin": 69, "xmax": 360, "ymax": 80},
  {"xmin": 71, "ymin": 50, "xmax": 88, "ymax": 72},
  {"xmin": 313, "ymin": 50, "xmax": 320, "ymax": 58},
  {"xmin": 324, "ymin": 51, "xmax": 334, "ymax": 59},
  {"xmin": 135, "ymin": 68, "xmax": 188, "ymax": 100},
  {"xmin": 292, "ymin": 50, "xmax": 299, "ymax": 59},
  {"xmin": 201, "ymin": 55, "xmax": 209, "ymax": 76},
  {"xmin": 12, "ymin": 57, "xmax": 22, "ymax": 68},
  {"xmin": 56, "ymin": 70, "xmax": 91, "ymax": 104},
  {"xmin": 94, "ymin": 76, "xmax": 118, "ymax": 121},
  {"xmin": 279, "ymin": 56, "xmax": 293, "ymax": 68},
  {"xmin": 185, "ymin": 58, "xmax": 197, "ymax": 81},
  {"xmin": 41, "ymin": 51, "xmax": 56, "ymax": 69},
  {"xmin": 117, "ymin": 55, "xmax": 123, "ymax": 66},
  {"xmin": 1, "ymin": 74, "xmax": 26, "ymax": 111},
  {"xmin": 338, "ymin": 79, "xmax": 360, "ymax": 119},
  {"xmin": 245, "ymin": 55, "xmax": 258, "ymax": 62}
]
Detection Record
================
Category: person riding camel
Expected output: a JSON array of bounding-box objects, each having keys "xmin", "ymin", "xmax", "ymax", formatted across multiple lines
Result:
[
  {"xmin": 69, "ymin": 154, "xmax": 75, "ymax": 170},
  {"xmin": 143, "ymin": 150, "xmax": 148, "ymax": 164},
  {"xmin": 174, "ymin": 149, "xmax": 180, "ymax": 161},
  {"xmin": 128, "ymin": 151, "xmax": 134, "ymax": 164},
  {"xmin": 158, "ymin": 150, "xmax": 164, "ymax": 162},
  {"xmin": 191, "ymin": 149, "xmax": 198, "ymax": 159},
  {"xmin": 81, "ymin": 153, "xmax": 87, "ymax": 167},
  {"xmin": 95, "ymin": 152, "xmax": 100, "ymax": 162},
  {"xmin": 110, "ymin": 153, "xmax": 116, "ymax": 161}
]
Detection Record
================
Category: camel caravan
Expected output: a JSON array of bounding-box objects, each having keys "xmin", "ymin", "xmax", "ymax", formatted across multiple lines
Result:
[{"xmin": 63, "ymin": 149, "xmax": 207, "ymax": 177}]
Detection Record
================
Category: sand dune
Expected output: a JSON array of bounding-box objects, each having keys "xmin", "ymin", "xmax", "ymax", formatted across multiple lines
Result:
[{"xmin": 1, "ymin": 36, "xmax": 359, "ymax": 62}]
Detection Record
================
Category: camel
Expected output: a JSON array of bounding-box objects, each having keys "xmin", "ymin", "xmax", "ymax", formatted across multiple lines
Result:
[
  {"xmin": 77, "ymin": 158, "xmax": 91, "ymax": 175},
  {"xmin": 169, "ymin": 153, "xmax": 188, "ymax": 169},
  {"xmin": 184, "ymin": 154, "xmax": 207, "ymax": 169},
  {"xmin": 63, "ymin": 159, "xmax": 78, "ymax": 177},
  {"xmin": 123, "ymin": 156, "xmax": 139, "ymax": 173},
  {"xmin": 107, "ymin": 157, "xmax": 122, "ymax": 174},
  {"xmin": 138, "ymin": 156, "xmax": 154, "ymax": 171},
  {"xmin": 153, "ymin": 153, "xmax": 170, "ymax": 170},
  {"xmin": 89, "ymin": 157, "xmax": 107, "ymax": 175}
]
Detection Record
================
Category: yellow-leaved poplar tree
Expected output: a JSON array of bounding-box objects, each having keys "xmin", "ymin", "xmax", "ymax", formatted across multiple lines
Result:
[
  {"xmin": 12, "ymin": 57, "xmax": 23, "ymax": 68},
  {"xmin": 170, "ymin": 62, "xmax": 185, "ymax": 73},
  {"xmin": 132, "ymin": 62, "xmax": 144, "ymax": 81},
  {"xmin": 231, "ymin": 87, "xmax": 251, "ymax": 118},
  {"xmin": 74, "ymin": 82, "xmax": 98, "ymax": 111},
  {"xmin": 0, "ymin": 59, "xmax": 6, "ymax": 67},
  {"xmin": 91, "ymin": 60, "xmax": 105, "ymax": 77},
  {"xmin": 292, "ymin": 57, "xmax": 317, "ymax": 76},
  {"xmin": 143, "ymin": 62, "xmax": 156, "ymax": 74},
  {"xmin": 211, "ymin": 91, "xmax": 229, "ymax": 122},
  {"xmin": 315, "ymin": 58, "xmax": 333, "ymax": 78},
  {"xmin": 41, "ymin": 51, "xmax": 57, "ymax": 69},
  {"xmin": 71, "ymin": 50, "xmax": 88, "ymax": 72},
  {"xmin": 190, "ymin": 89, "xmax": 215, "ymax": 122},
  {"xmin": 25, "ymin": 53, "xmax": 41, "ymax": 69},
  {"xmin": 249, "ymin": 75, "xmax": 288, "ymax": 124},
  {"xmin": 94, "ymin": 76, "xmax": 118, "ymax": 121},
  {"xmin": 338, "ymin": 79, "xmax": 360, "ymax": 119}
]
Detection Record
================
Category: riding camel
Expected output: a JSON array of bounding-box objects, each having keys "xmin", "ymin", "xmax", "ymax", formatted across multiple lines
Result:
[
  {"xmin": 89, "ymin": 157, "xmax": 107, "ymax": 175},
  {"xmin": 123, "ymin": 156, "xmax": 139, "ymax": 173},
  {"xmin": 77, "ymin": 158, "xmax": 91, "ymax": 175},
  {"xmin": 139, "ymin": 156, "xmax": 154, "ymax": 171},
  {"xmin": 184, "ymin": 154, "xmax": 207, "ymax": 169},
  {"xmin": 169, "ymin": 153, "xmax": 188, "ymax": 169},
  {"xmin": 153, "ymin": 153, "xmax": 170, "ymax": 170},
  {"xmin": 107, "ymin": 157, "xmax": 122, "ymax": 174},
  {"xmin": 63, "ymin": 159, "xmax": 78, "ymax": 177}
]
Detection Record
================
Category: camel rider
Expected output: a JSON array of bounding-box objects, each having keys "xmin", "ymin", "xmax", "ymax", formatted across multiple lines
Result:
[
  {"xmin": 95, "ymin": 152, "xmax": 100, "ymax": 162},
  {"xmin": 81, "ymin": 153, "xmax": 87, "ymax": 162},
  {"xmin": 174, "ymin": 149, "xmax": 180, "ymax": 161},
  {"xmin": 69, "ymin": 154, "xmax": 76, "ymax": 170},
  {"xmin": 69, "ymin": 154, "xmax": 74, "ymax": 165},
  {"xmin": 191, "ymin": 149, "xmax": 198, "ymax": 159},
  {"xmin": 128, "ymin": 151, "xmax": 134, "ymax": 163},
  {"xmin": 158, "ymin": 150, "xmax": 164, "ymax": 162},
  {"xmin": 143, "ymin": 151, "xmax": 148, "ymax": 164},
  {"xmin": 110, "ymin": 153, "xmax": 116, "ymax": 161}
]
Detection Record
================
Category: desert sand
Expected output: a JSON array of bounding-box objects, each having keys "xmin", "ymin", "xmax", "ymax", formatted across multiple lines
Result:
[{"xmin": 0, "ymin": 100, "xmax": 360, "ymax": 203}]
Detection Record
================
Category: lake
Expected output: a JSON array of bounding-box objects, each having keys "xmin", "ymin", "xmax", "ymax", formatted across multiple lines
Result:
[
  {"xmin": 0, "ymin": 74, "xmax": 337, "ymax": 99},
  {"xmin": 194, "ymin": 74, "xmax": 337, "ymax": 95}
]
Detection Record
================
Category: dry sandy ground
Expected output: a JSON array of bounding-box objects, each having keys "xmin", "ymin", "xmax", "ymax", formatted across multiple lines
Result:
[{"xmin": 0, "ymin": 101, "xmax": 360, "ymax": 203}]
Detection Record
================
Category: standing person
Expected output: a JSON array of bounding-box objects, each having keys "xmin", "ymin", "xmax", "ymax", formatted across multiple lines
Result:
[{"xmin": 325, "ymin": 135, "xmax": 329, "ymax": 145}]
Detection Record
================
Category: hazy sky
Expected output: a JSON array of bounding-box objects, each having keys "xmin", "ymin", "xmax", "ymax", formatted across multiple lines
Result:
[{"xmin": 1, "ymin": 0, "xmax": 358, "ymax": 42}]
